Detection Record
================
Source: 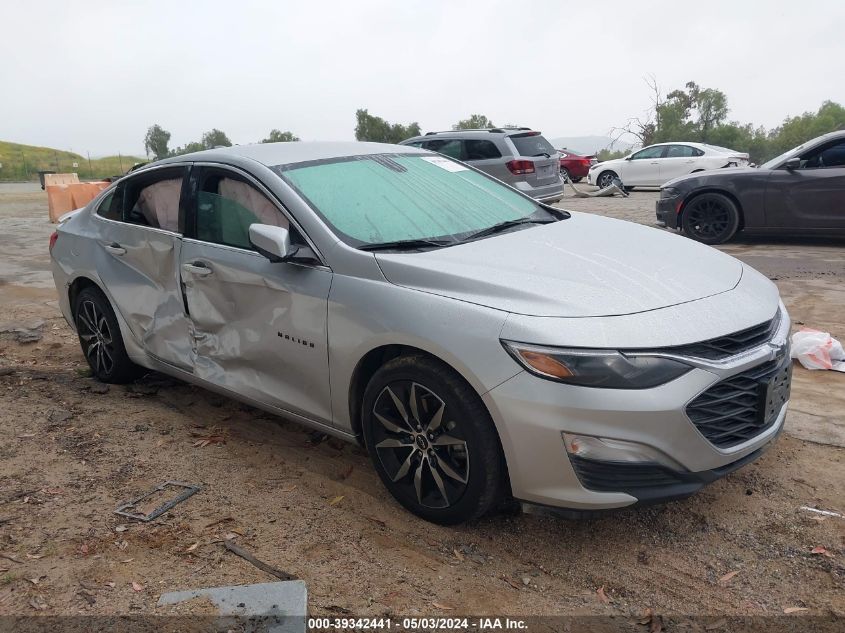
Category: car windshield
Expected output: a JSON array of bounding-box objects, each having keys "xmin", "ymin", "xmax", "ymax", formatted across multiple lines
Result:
[
  {"xmin": 760, "ymin": 143, "xmax": 805, "ymax": 170},
  {"xmin": 275, "ymin": 153, "xmax": 553, "ymax": 247}
]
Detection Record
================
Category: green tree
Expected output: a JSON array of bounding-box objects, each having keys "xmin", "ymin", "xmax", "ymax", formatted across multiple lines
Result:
[
  {"xmin": 143, "ymin": 124, "xmax": 171, "ymax": 160},
  {"xmin": 354, "ymin": 109, "xmax": 421, "ymax": 143},
  {"xmin": 169, "ymin": 141, "xmax": 205, "ymax": 156},
  {"xmin": 453, "ymin": 114, "xmax": 496, "ymax": 130},
  {"xmin": 652, "ymin": 82, "xmax": 729, "ymax": 143},
  {"xmin": 262, "ymin": 129, "xmax": 300, "ymax": 143},
  {"xmin": 201, "ymin": 129, "xmax": 232, "ymax": 149}
]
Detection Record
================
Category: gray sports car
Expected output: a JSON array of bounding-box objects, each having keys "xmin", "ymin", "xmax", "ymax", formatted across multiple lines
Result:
[
  {"xmin": 51, "ymin": 142, "xmax": 790, "ymax": 524},
  {"xmin": 656, "ymin": 130, "xmax": 845, "ymax": 244}
]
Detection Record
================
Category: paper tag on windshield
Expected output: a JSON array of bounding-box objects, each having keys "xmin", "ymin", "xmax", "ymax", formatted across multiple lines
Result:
[{"xmin": 420, "ymin": 156, "xmax": 468, "ymax": 172}]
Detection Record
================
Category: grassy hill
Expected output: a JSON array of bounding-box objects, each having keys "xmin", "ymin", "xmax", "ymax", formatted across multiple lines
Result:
[{"xmin": 0, "ymin": 140, "xmax": 145, "ymax": 182}]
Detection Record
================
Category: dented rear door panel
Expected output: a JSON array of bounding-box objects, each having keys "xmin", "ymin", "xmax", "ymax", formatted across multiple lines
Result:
[
  {"xmin": 179, "ymin": 239, "xmax": 333, "ymax": 423},
  {"xmin": 93, "ymin": 218, "xmax": 194, "ymax": 370}
]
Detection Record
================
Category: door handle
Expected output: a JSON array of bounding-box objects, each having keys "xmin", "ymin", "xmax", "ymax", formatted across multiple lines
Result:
[
  {"xmin": 182, "ymin": 262, "xmax": 213, "ymax": 276},
  {"xmin": 104, "ymin": 242, "xmax": 126, "ymax": 256}
]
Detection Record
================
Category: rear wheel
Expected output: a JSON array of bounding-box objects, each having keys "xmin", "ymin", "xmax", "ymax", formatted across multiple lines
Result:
[
  {"xmin": 73, "ymin": 286, "xmax": 143, "ymax": 383},
  {"xmin": 681, "ymin": 192, "xmax": 740, "ymax": 244},
  {"xmin": 596, "ymin": 171, "xmax": 618, "ymax": 188},
  {"xmin": 361, "ymin": 355, "xmax": 504, "ymax": 525},
  {"xmin": 560, "ymin": 167, "xmax": 571, "ymax": 182}
]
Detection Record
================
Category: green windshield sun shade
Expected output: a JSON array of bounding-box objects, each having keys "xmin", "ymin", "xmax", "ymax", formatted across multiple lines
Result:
[{"xmin": 281, "ymin": 155, "xmax": 537, "ymax": 244}]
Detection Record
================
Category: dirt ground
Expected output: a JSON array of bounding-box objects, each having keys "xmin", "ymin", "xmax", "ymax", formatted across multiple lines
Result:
[{"xmin": 0, "ymin": 183, "xmax": 843, "ymax": 621}]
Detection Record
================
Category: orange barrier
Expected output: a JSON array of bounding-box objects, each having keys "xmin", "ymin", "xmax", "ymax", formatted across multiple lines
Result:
[{"xmin": 47, "ymin": 181, "xmax": 109, "ymax": 222}]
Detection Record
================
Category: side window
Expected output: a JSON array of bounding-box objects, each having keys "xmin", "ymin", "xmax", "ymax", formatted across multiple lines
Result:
[
  {"xmin": 464, "ymin": 140, "xmax": 502, "ymax": 160},
  {"xmin": 693, "ymin": 147, "xmax": 705, "ymax": 157},
  {"xmin": 630, "ymin": 146, "xmax": 666, "ymax": 160},
  {"xmin": 122, "ymin": 167, "xmax": 186, "ymax": 232},
  {"xmin": 195, "ymin": 171, "xmax": 289, "ymax": 250},
  {"xmin": 424, "ymin": 139, "xmax": 464, "ymax": 160},
  {"xmin": 96, "ymin": 186, "xmax": 123, "ymax": 221},
  {"xmin": 801, "ymin": 140, "xmax": 845, "ymax": 169},
  {"xmin": 666, "ymin": 145, "xmax": 697, "ymax": 158}
]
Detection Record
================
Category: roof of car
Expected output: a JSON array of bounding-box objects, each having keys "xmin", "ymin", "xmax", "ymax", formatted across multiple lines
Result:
[
  {"xmin": 155, "ymin": 141, "xmax": 426, "ymax": 168},
  {"xmin": 402, "ymin": 128, "xmax": 539, "ymax": 143}
]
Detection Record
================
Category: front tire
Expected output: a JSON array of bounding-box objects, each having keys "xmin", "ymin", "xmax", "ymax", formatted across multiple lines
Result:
[
  {"xmin": 73, "ymin": 286, "xmax": 143, "ymax": 383},
  {"xmin": 681, "ymin": 192, "xmax": 740, "ymax": 244},
  {"xmin": 361, "ymin": 355, "xmax": 504, "ymax": 525},
  {"xmin": 596, "ymin": 170, "xmax": 618, "ymax": 189}
]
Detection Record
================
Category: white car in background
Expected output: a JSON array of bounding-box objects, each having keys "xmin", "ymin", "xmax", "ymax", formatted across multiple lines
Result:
[{"xmin": 588, "ymin": 142, "xmax": 750, "ymax": 189}]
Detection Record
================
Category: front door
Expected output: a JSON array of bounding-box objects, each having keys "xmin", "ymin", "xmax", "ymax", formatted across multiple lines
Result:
[
  {"xmin": 92, "ymin": 165, "xmax": 194, "ymax": 370},
  {"xmin": 623, "ymin": 145, "xmax": 666, "ymax": 185},
  {"xmin": 765, "ymin": 138, "xmax": 845, "ymax": 230},
  {"xmin": 180, "ymin": 165, "xmax": 334, "ymax": 423}
]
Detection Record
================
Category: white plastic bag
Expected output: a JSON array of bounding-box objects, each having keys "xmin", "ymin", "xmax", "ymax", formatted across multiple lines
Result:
[{"xmin": 790, "ymin": 328, "xmax": 845, "ymax": 372}]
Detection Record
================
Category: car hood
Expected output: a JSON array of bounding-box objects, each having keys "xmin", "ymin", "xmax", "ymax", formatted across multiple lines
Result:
[
  {"xmin": 663, "ymin": 166, "xmax": 763, "ymax": 188},
  {"xmin": 375, "ymin": 212, "xmax": 744, "ymax": 317}
]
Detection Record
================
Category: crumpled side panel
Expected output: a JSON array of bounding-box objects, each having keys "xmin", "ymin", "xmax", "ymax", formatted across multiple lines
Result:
[
  {"xmin": 93, "ymin": 222, "xmax": 193, "ymax": 370},
  {"xmin": 180, "ymin": 241, "xmax": 333, "ymax": 423}
]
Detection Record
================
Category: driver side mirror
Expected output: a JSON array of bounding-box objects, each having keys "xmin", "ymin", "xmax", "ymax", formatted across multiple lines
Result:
[{"xmin": 783, "ymin": 157, "xmax": 801, "ymax": 170}]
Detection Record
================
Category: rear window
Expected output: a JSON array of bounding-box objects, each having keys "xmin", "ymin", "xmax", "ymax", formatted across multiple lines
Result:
[{"xmin": 509, "ymin": 133, "xmax": 556, "ymax": 157}]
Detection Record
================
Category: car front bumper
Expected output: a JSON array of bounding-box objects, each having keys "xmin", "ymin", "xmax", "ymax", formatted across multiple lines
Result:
[
  {"xmin": 656, "ymin": 195, "xmax": 682, "ymax": 228},
  {"xmin": 482, "ymin": 312, "xmax": 792, "ymax": 511}
]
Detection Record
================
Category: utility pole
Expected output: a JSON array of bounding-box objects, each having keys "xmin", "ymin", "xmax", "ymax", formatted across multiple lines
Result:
[
  {"xmin": 87, "ymin": 151, "xmax": 93, "ymax": 179},
  {"xmin": 54, "ymin": 150, "xmax": 60, "ymax": 172},
  {"xmin": 118, "ymin": 153, "xmax": 124, "ymax": 173}
]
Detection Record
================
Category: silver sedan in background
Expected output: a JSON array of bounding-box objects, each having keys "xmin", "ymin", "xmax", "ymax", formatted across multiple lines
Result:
[{"xmin": 50, "ymin": 142, "xmax": 791, "ymax": 524}]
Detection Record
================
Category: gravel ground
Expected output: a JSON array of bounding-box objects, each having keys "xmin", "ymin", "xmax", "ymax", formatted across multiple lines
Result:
[{"xmin": 0, "ymin": 183, "xmax": 842, "ymax": 623}]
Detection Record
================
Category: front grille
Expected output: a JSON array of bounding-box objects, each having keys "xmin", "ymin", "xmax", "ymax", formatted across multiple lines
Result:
[
  {"xmin": 659, "ymin": 310, "xmax": 781, "ymax": 361},
  {"xmin": 686, "ymin": 359, "xmax": 791, "ymax": 448},
  {"xmin": 569, "ymin": 455, "xmax": 682, "ymax": 491}
]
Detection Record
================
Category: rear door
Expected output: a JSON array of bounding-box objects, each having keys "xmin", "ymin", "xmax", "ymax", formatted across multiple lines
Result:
[
  {"xmin": 91, "ymin": 164, "xmax": 194, "ymax": 370},
  {"xmin": 180, "ymin": 164, "xmax": 334, "ymax": 423},
  {"xmin": 462, "ymin": 139, "xmax": 510, "ymax": 180},
  {"xmin": 661, "ymin": 144, "xmax": 702, "ymax": 181},
  {"xmin": 765, "ymin": 138, "xmax": 845, "ymax": 229},
  {"xmin": 623, "ymin": 145, "xmax": 666, "ymax": 185}
]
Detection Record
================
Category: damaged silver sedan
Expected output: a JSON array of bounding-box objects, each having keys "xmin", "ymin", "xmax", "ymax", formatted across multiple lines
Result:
[{"xmin": 50, "ymin": 142, "xmax": 791, "ymax": 524}]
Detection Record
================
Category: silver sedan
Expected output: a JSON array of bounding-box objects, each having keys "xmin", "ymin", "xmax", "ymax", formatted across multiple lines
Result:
[{"xmin": 50, "ymin": 142, "xmax": 791, "ymax": 524}]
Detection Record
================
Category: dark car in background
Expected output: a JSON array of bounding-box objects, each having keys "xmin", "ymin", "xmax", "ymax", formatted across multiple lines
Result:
[
  {"xmin": 401, "ymin": 129, "xmax": 564, "ymax": 203},
  {"xmin": 557, "ymin": 148, "xmax": 597, "ymax": 182},
  {"xmin": 657, "ymin": 131, "xmax": 845, "ymax": 244}
]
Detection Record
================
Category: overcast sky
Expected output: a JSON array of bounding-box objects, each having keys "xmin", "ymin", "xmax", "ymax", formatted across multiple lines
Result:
[{"xmin": 1, "ymin": 0, "xmax": 843, "ymax": 156}]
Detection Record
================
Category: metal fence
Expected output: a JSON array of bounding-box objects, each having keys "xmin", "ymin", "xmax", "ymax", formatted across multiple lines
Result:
[{"xmin": 0, "ymin": 150, "xmax": 142, "ymax": 182}]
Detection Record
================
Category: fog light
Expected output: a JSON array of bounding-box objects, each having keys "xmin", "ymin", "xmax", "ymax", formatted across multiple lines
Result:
[{"xmin": 562, "ymin": 433, "xmax": 682, "ymax": 469}]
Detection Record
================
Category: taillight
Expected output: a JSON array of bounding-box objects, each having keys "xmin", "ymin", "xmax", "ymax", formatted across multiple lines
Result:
[
  {"xmin": 49, "ymin": 231, "xmax": 58, "ymax": 253},
  {"xmin": 579, "ymin": 158, "xmax": 591, "ymax": 166},
  {"xmin": 506, "ymin": 159, "xmax": 535, "ymax": 175}
]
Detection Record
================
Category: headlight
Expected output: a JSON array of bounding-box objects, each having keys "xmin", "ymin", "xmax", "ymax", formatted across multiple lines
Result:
[
  {"xmin": 501, "ymin": 341, "xmax": 691, "ymax": 389},
  {"xmin": 660, "ymin": 187, "xmax": 679, "ymax": 198}
]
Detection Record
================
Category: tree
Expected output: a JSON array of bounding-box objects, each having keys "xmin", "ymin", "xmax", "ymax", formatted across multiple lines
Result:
[
  {"xmin": 143, "ymin": 124, "xmax": 171, "ymax": 160},
  {"xmin": 169, "ymin": 141, "xmax": 205, "ymax": 156},
  {"xmin": 453, "ymin": 114, "xmax": 495, "ymax": 130},
  {"xmin": 612, "ymin": 79, "xmax": 845, "ymax": 164},
  {"xmin": 201, "ymin": 129, "xmax": 232, "ymax": 149},
  {"xmin": 354, "ymin": 109, "xmax": 421, "ymax": 143},
  {"xmin": 262, "ymin": 129, "xmax": 300, "ymax": 143}
]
